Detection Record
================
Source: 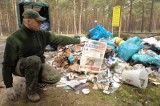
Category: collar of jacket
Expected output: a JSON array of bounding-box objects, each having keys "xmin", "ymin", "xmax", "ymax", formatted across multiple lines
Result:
[{"xmin": 21, "ymin": 24, "xmax": 37, "ymax": 33}]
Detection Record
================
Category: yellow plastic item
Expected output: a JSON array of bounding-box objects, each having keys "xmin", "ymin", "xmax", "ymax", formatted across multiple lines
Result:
[{"xmin": 115, "ymin": 37, "xmax": 124, "ymax": 46}]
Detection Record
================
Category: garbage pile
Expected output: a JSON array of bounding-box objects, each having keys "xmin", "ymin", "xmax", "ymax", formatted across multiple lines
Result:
[{"xmin": 44, "ymin": 24, "xmax": 160, "ymax": 95}]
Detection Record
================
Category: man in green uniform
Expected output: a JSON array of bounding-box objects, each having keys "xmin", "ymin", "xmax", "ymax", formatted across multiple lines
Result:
[{"xmin": 2, "ymin": 9, "xmax": 85, "ymax": 102}]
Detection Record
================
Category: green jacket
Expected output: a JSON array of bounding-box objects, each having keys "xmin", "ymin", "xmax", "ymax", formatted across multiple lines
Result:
[{"xmin": 2, "ymin": 24, "xmax": 80, "ymax": 88}]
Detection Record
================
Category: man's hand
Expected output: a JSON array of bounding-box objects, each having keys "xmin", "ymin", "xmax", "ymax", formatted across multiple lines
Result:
[{"xmin": 6, "ymin": 87, "xmax": 17, "ymax": 101}]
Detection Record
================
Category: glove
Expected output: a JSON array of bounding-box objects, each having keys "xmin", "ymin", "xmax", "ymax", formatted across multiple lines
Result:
[
  {"xmin": 80, "ymin": 37, "xmax": 88, "ymax": 43},
  {"xmin": 6, "ymin": 87, "xmax": 17, "ymax": 101}
]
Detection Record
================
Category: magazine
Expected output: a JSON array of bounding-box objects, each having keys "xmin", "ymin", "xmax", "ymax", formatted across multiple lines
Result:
[{"xmin": 79, "ymin": 40, "xmax": 107, "ymax": 73}]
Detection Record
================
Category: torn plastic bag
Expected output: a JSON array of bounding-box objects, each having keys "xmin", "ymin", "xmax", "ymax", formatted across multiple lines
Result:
[
  {"xmin": 132, "ymin": 52, "xmax": 160, "ymax": 67},
  {"xmin": 116, "ymin": 36, "xmax": 143, "ymax": 61}
]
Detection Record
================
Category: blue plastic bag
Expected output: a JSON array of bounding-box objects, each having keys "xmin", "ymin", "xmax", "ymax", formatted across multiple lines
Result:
[
  {"xmin": 89, "ymin": 25, "xmax": 114, "ymax": 40},
  {"xmin": 132, "ymin": 54, "xmax": 160, "ymax": 66},
  {"xmin": 99, "ymin": 38, "xmax": 116, "ymax": 53},
  {"xmin": 116, "ymin": 36, "xmax": 143, "ymax": 61}
]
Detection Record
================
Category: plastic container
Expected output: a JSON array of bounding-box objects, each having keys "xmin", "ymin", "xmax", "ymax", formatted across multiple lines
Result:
[{"xmin": 122, "ymin": 69, "xmax": 148, "ymax": 88}]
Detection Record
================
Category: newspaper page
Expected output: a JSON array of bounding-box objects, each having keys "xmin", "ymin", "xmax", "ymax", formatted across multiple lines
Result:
[{"xmin": 79, "ymin": 40, "xmax": 107, "ymax": 73}]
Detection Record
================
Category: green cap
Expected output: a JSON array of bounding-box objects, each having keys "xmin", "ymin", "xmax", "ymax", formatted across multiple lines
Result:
[{"xmin": 22, "ymin": 9, "xmax": 46, "ymax": 21}]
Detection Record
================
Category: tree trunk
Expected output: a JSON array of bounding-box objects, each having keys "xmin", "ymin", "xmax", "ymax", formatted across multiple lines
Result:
[
  {"xmin": 6, "ymin": 13, "xmax": 10, "ymax": 33},
  {"xmin": 0, "ymin": 12, "xmax": 3, "ymax": 36},
  {"xmin": 55, "ymin": 0, "xmax": 60, "ymax": 34},
  {"xmin": 73, "ymin": 0, "xmax": 77, "ymax": 35},
  {"xmin": 128, "ymin": 0, "xmax": 133, "ymax": 32},
  {"xmin": 149, "ymin": 0, "xmax": 154, "ymax": 32},
  {"xmin": 78, "ymin": 0, "xmax": 83, "ymax": 35},
  {"xmin": 141, "ymin": 0, "xmax": 144, "ymax": 32},
  {"xmin": 14, "ymin": 0, "xmax": 18, "ymax": 30}
]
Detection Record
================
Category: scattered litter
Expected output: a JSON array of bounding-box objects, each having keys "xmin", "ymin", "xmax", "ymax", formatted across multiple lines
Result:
[
  {"xmin": 149, "ymin": 77, "xmax": 160, "ymax": 86},
  {"xmin": 73, "ymin": 83, "xmax": 89, "ymax": 91},
  {"xmin": 113, "ymin": 76, "xmax": 120, "ymax": 83},
  {"xmin": 152, "ymin": 81, "xmax": 160, "ymax": 86},
  {"xmin": 42, "ymin": 33, "xmax": 160, "ymax": 96},
  {"xmin": 82, "ymin": 88, "xmax": 90, "ymax": 94}
]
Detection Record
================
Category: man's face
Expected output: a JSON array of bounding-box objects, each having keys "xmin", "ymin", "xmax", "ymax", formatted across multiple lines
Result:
[{"xmin": 28, "ymin": 19, "xmax": 42, "ymax": 31}]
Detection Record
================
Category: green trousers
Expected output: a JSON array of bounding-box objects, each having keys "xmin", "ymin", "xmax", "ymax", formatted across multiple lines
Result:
[{"xmin": 14, "ymin": 55, "xmax": 61, "ymax": 95}]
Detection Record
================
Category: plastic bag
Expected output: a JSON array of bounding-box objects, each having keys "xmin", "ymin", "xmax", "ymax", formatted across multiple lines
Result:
[
  {"xmin": 89, "ymin": 25, "xmax": 114, "ymax": 40},
  {"xmin": 132, "ymin": 52, "xmax": 160, "ymax": 66},
  {"xmin": 116, "ymin": 36, "xmax": 143, "ymax": 61}
]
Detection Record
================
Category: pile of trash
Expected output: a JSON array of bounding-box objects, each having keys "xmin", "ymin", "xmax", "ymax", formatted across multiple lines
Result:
[{"xmin": 44, "ymin": 25, "xmax": 160, "ymax": 95}]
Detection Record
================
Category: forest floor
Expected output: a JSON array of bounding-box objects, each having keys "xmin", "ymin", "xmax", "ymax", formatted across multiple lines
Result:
[
  {"xmin": 0, "ymin": 76, "xmax": 160, "ymax": 106},
  {"xmin": 0, "ymin": 36, "xmax": 160, "ymax": 106}
]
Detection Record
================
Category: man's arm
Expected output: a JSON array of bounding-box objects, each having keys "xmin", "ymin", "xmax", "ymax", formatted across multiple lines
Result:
[
  {"xmin": 2, "ymin": 37, "xmax": 18, "ymax": 88},
  {"xmin": 2, "ymin": 37, "xmax": 18, "ymax": 101},
  {"xmin": 43, "ymin": 31, "xmax": 80, "ymax": 46},
  {"xmin": 49, "ymin": 34, "xmax": 80, "ymax": 46}
]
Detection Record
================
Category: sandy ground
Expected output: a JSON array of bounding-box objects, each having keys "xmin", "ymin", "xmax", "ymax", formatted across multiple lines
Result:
[{"xmin": 0, "ymin": 76, "xmax": 113, "ymax": 106}]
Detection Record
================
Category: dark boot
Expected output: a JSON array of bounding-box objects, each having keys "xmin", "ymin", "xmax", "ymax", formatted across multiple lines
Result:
[{"xmin": 19, "ymin": 56, "xmax": 41, "ymax": 102}]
